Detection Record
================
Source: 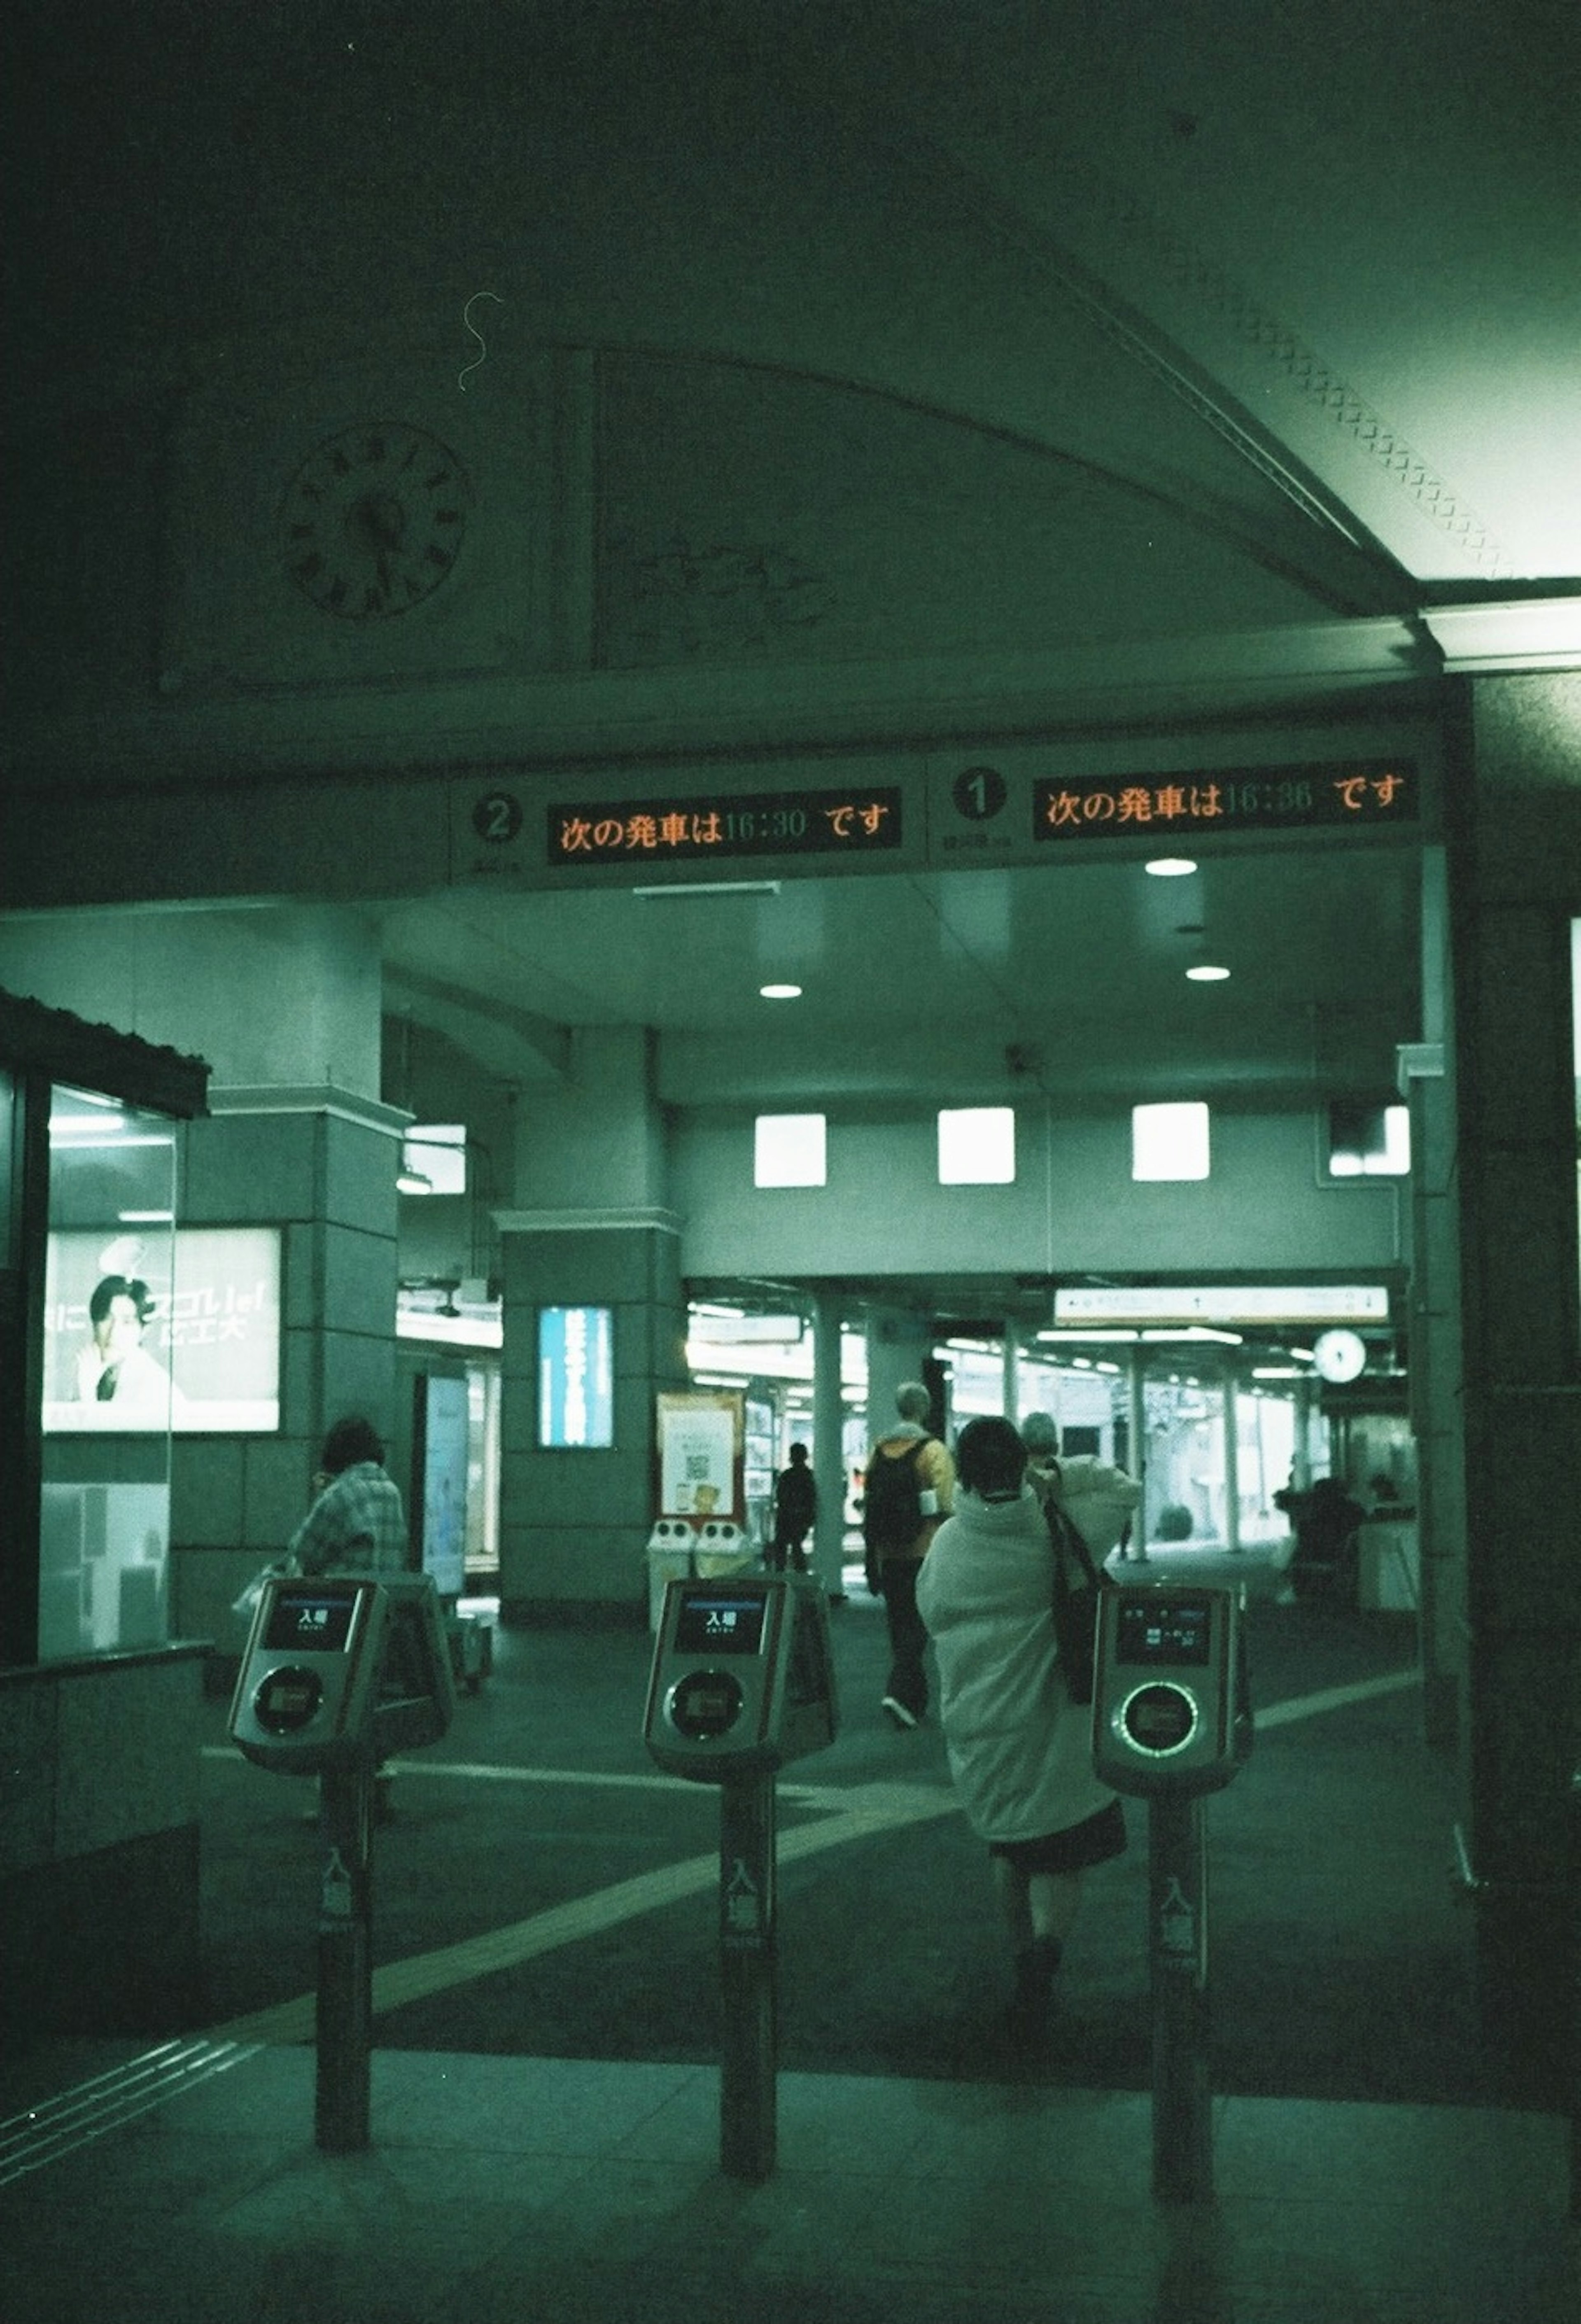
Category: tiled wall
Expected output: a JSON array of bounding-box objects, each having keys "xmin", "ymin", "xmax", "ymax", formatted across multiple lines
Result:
[
  {"xmin": 0, "ymin": 1646, "xmax": 207, "ymax": 2043},
  {"xmin": 172, "ymin": 1099, "xmax": 401, "ymax": 1661}
]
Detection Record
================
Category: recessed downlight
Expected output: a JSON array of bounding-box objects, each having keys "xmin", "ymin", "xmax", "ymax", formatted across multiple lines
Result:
[
  {"xmin": 1185, "ymin": 964, "xmax": 1231, "ymax": 982},
  {"xmin": 1145, "ymin": 857, "xmax": 1197, "ymax": 877},
  {"xmin": 760, "ymin": 982, "xmax": 802, "ymax": 1000}
]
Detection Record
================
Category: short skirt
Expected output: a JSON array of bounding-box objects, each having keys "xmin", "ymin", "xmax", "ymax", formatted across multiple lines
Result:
[{"xmin": 986, "ymin": 1797, "xmax": 1126, "ymax": 1876}]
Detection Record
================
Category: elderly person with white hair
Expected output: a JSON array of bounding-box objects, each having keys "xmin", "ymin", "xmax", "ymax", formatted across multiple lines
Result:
[
  {"xmin": 862, "ymin": 1380, "xmax": 955, "ymax": 1729},
  {"xmin": 1019, "ymin": 1410, "xmax": 1140, "ymax": 1559}
]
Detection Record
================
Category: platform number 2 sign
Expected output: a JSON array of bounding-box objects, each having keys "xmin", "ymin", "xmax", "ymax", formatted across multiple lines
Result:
[{"xmin": 472, "ymin": 791, "xmax": 523, "ymax": 845}]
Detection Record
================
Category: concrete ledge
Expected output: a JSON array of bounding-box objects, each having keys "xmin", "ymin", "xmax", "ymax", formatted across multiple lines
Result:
[
  {"xmin": 501, "ymin": 1595, "xmax": 647, "ymax": 1632},
  {"xmin": 0, "ymin": 1823, "xmax": 202, "ymax": 2047}
]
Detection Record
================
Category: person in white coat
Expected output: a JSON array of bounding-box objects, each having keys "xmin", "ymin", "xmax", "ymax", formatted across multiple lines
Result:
[{"xmin": 916, "ymin": 1415, "xmax": 1127, "ymax": 2025}]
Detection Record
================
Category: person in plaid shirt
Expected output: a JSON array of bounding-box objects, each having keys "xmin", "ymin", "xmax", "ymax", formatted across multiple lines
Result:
[{"xmin": 290, "ymin": 1415, "xmax": 408, "ymax": 1577}]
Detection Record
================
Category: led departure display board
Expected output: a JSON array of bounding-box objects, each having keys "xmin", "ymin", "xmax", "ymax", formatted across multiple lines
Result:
[
  {"xmin": 546, "ymin": 786, "xmax": 903, "ymax": 866},
  {"xmin": 1033, "ymin": 761, "xmax": 1416, "ymax": 844}
]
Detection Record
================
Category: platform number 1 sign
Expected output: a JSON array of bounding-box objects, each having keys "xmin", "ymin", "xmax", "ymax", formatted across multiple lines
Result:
[{"xmin": 951, "ymin": 765, "xmax": 1007, "ymax": 822}]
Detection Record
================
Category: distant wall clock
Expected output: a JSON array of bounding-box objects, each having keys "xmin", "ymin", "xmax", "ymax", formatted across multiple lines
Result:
[
  {"xmin": 279, "ymin": 423, "xmax": 471, "ymax": 618},
  {"xmin": 1313, "ymin": 1329, "xmax": 1367, "ymax": 1384}
]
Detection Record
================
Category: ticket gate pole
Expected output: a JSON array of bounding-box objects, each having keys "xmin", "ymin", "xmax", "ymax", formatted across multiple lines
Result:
[
  {"xmin": 315, "ymin": 1755, "xmax": 375, "ymax": 2154},
  {"xmin": 718, "ymin": 1770, "xmax": 777, "ymax": 2182},
  {"xmin": 1149, "ymin": 1790, "xmax": 1212, "ymax": 2203}
]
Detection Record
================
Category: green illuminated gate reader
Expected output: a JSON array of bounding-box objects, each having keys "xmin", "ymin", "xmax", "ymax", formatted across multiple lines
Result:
[
  {"xmin": 1091, "ymin": 1584, "xmax": 1252, "ymax": 1797},
  {"xmin": 229, "ymin": 1572, "xmax": 457, "ymax": 1775},
  {"xmin": 644, "ymin": 1573, "xmax": 838, "ymax": 1779}
]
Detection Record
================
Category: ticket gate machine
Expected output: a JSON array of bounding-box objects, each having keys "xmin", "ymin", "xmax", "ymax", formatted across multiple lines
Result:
[
  {"xmin": 228, "ymin": 1571, "xmax": 456, "ymax": 2154},
  {"xmin": 1092, "ymin": 1583, "xmax": 1250, "ymax": 1798},
  {"xmin": 644, "ymin": 1571, "xmax": 838, "ymax": 1780},
  {"xmin": 1090, "ymin": 1582, "xmax": 1253, "ymax": 2205},
  {"xmin": 644, "ymin": 1573, "xmax": 839, "ymax": 2182},
  {"xmin": 230, "ymin": 1570, "xmax": 456, "ymax": 1774}
]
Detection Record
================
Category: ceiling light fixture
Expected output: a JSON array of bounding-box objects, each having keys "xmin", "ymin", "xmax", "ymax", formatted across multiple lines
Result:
[
  {"xmin": 633, "ymin": 880, "xmax": 782, "ymax": 900},
  {"xmin": 760, "ymin": 982, "xmax": 802, "ymax": 1000},
  {"xmin": 1185, "ymin": 964, "xmax": 1231, "ymax": 982},
  {"xmin": 1145, "ymin": 857, "xmax": 1197, "ymax": 877}
]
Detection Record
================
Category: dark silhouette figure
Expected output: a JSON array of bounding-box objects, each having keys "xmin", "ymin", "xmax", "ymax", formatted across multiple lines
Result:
[{"xmin": 767, "ymin": 1441, "xmax": 816, "ymax": 1572}]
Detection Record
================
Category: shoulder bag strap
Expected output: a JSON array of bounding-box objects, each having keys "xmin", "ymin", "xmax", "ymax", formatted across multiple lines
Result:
[{"xmin": 1045, "ymin": 1496, "xmax": 1101, "ymax": 1594}]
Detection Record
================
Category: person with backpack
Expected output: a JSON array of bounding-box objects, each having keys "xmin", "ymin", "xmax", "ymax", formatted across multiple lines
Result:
[
  {"xmin": 862, "ymin": 1380, "xmax": 954, "ymax": 1728},
  {"xmin": 766, "ymin": 1440, "xmax": 817, "ymax": 1573}
]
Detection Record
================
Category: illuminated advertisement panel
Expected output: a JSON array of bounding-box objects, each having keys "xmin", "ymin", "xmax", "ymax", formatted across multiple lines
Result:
[
  {"xmin": 43, "ymin": 1226, "xmax": 282, "ymax": 1433},
  {"xmin": 538, "ymin": 1305, "xmax": 614, "ymax": 1448}
]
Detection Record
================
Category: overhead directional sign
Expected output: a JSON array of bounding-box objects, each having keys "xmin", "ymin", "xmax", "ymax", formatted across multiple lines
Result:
[{"xmin": 1053, "ymin": 1285, "xmax": 1392, "ymax": 1328}]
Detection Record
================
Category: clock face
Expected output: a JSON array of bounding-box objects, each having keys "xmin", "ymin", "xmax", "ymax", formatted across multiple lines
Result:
[
  {"xmin": 1313, "ymin": 1329, "xmax": 1367, "ymax": 1384},
  {"xmin": 279, "ymin": 424, "xmax": 470, "ymax": 618}
]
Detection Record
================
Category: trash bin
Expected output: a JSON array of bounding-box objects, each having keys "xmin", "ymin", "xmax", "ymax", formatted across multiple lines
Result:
[
  {"xmin": 693, "ymin": 1519, "xmax": 753, "ymax": 1581},
  {"xmin": 646, "ymin": 1519, "xmax": 695, "ymax": 1631}
]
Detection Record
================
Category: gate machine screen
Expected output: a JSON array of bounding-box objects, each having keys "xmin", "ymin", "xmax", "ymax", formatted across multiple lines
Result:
[
  {"xmin": 644, "ymin": 1572, "xmax": 837, "ymax": 1779},
  {"xmin": 1091, "ymin": 1584, "xmax": 1250, "ymax": 1796}
]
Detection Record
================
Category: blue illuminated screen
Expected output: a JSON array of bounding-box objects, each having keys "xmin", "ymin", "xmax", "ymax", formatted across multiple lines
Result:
[
  {"xmin": 538, "ymin": 1306, "xmax": 614, "ymax": 1447},
  {"xmin": 674, "ymin": 1591, "xmax": 767, "ymax": 1656},
  {"xmin": 1117, "ymin": 1596, "xmax": 1213, "ymax": 1667}
]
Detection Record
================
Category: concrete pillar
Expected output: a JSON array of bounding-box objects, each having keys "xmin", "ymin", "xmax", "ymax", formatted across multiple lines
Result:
[
  {"xmin": 1222, "ymin": 1368, "xmax": 1242, "ymax": 1554},
  {"xmin": 1291, "ymin": 1380, "xmax": 1315, "ymax": 1489},
  {"xmin": 1001, "ymin": 1333, "xmax": 1019, "ymax": 1421},
  {"xmin": 498, "ymin": 1027, "xmax": 686, "ymax": 1622},
  {"xmin": 863, "ymin": 1300, "xmax": 934, "ymax": 1440},
  {"xmin": 1401, "ymin": 845, "xmax": 1465, "ymax": 1750},
  {"xmin": 809, "ymin": 1288, "xmax": 846, "ymax": 1598},
  {"xmin": 496, "ymin": 1208, "xmax": 686, "ymax": 1621},
  {"xmin": 1126, "ymin": 1350, "xmax": 1149, "ymax": 1559},
  {"xmin": 1445, "ymin": 672, "xmax": 1581, "ymax": 2073}
]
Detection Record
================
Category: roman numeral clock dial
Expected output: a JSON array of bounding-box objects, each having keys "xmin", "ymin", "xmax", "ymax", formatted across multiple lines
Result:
[{"xmin": 279, "ymin": 424, "xmax": 471, "ymax": 618}]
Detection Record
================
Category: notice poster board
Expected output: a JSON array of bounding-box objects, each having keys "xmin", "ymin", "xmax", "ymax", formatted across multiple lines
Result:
[
  {"xmin": 413, "ymin": 1370, "xmax": 469, "ymax": 1598},
  {"xmin": 657, "ymin": 1391, "xmax": 744, "ymax": 1520}
]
